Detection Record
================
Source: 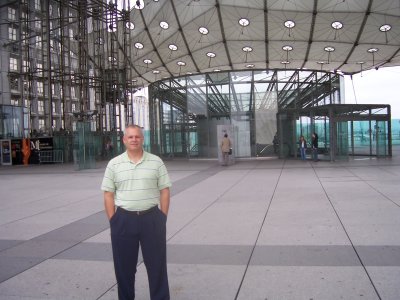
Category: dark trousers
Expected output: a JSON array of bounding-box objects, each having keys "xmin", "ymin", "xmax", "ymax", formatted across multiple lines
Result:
[{"xmin": 110, "ymin": 207, "xmax": 169, "ymax": 300}]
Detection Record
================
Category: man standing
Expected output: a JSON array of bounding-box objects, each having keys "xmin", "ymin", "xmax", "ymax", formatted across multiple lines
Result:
[
  {"xmin": 220, "ymin": 133, "xmax": 232, "ymax": 166},
  {"xmin": 311, "ymin": 132, "xmax": 319, "ymax": 162},
  {"xmin": 101, "ymin": 125, "xmax": 171, "ymax": 300}
]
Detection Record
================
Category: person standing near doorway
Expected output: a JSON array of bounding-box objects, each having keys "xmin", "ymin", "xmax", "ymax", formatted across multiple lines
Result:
[
  {"xmin": 220, "ymin": 133, "xmax": 232, "ymax": 166},
  {"xmin": 101, "ymin": 124, "xmax": 171, "ymax": 300},
  {"xmin": 299, "ymin": 135, "xmax": 307, "ymax": 160},
  {"xmin": 311, "ymin": 132, "xmax": 319, "ymax": 161}
]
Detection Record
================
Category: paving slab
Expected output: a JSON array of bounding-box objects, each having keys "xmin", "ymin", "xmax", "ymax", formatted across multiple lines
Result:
[{"xmin": 0, "ymin": 153, "xmax": 399, "ymax": 299}]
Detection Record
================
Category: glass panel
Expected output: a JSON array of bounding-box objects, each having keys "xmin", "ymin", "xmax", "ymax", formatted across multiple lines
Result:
[
  {"xmin": 207, "ymin": 72, "xmax": 229, "ymax": 85},
  {"xmin": 230, "ymin": 82, "xmax": 251, "ymax": 157},
  {"xmin": 392, "ymin": 119, "xmax": 400, "ymax": 145},
  {"xmin": 277, "ymin": 70, "xmax": 295, "ymax": 81},
  {"xmin": 207, "ymin": 84, "xmax": 230, "ymax": 118},
  {"xmin": 187, "ymin": 74, "xmax": 206, "ymax": 86},
  {"xmin": 254, "ymin": 70, "xmax": 274, "ymax": 82},
  {"xmin": 254, "ymin": 83, "xmax": 278, "ymax": 156},
  {"xmin": 188, "ymin": 87, "xmax": 207, "ymax": 116},
  {"xmin": 351, "ymin": 121, "xmax": 372, "ymax": 155},
  {"xmin": 376, "ymin": 121, "xmax": 387, "ymax": 157},
  {"xmin": 74, "ymin": 121, "xmax": 95, "ymax": 170},
  {"xmin": 230, "ymin": 83, "xmax": 251, "ymax": 112},
  {"xmin": 336, "ymin": 121, "xmax": 348, "ymax": 159},
  {"xmin": 231, "ymin": 71, "xmax": 252, "ymax": 83}
]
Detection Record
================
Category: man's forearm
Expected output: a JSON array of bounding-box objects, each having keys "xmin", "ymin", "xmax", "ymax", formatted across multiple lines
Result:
[
  {"xmin": 104, "ymin": 191, "xmax": 115, "ymax": 220},
  {"xmin": 159, "ymin": 188, "xmax": 170, "ymax": 216}
]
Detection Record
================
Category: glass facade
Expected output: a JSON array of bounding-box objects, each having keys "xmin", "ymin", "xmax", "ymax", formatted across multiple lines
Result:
[
  {"xmin": 149, "ymin": 69, "xmax": 392, "ymax": 160},
  {"xmin": 148, "ymin": 69, "xmax": 345, "ymax": 159}
]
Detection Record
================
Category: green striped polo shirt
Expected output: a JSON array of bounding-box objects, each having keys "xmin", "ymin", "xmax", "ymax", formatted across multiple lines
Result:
[{"xmin": 101, "ymin": 151, "xmax": 171, "ymax": 211}]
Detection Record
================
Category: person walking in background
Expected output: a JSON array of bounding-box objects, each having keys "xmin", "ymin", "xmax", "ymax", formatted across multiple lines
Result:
[
  {"xmin": 220, "ymin": 133, "xmax": 232, "ymax": 166},
  {"xmin": 101, "ymin": 124, "xmax": 171, "ymax": 300},
  {"xmin": 311, "ymin": 132, "xmax": 319, "ymax": 161},
  {"xmin": 299, "ymin": 135, "xmax": 307, "ymax": 160}
]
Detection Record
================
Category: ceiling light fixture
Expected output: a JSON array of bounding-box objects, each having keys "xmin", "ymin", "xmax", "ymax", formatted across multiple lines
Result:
[
  {"xmin": 134, "ymin": 42, "xmax": 144, "ymax": 56},
  {"xmin": 356, "ymin": 61, "xmax": 365, "ymax": 76},
  {"xmin": 242, "ymin": 46, "xmax": 253, "ymax": 63},
  {"xmin": 199, "ymin": 27, "xmax": 209, "ymax": 35},
  {"xmin": 331, "ymin": 21, "xmax": 343, "ymax": 40},
  {"xmin": 379, "ymin": 24, "xmax": 391, "ymax": 44},
  {"xmin": 134, "ymin": 42, "xmax": 144, "ymax": 49},
  {"xmin": 168, "ymin": 44, "xmax": 178, "ymax": 51},
  {"xmin": 207, "ymin": 52, "xmax": 216, "ymax": 67},
  {"xmin": 282, "ymin": 45, "xmax": 293, "ymax": 62},
  {"xmin": 238, "ymin": 18, "xmax": 249, "ymax": 34},
  {"xmin": 367, "ymin": 48, "xmax": 379, "ymax": 65},
  {"xmin": 238, "ymin": 18, "xmax": 250, "ymax": 27},
  {"xmin": 160, "ymin": 21, "xmax": 169, "ymax": 29},
  {"xmin": 177, "ymin": 61, "xmax": 186, "ymax": 76},
  {"xmin": 126, "ymin": 22, "xmax": 134, "ymax": 30},
  {"xmin": 134, "ymin": 0, "xmax": 144, "ymax": 10},
  {"xmin": 324, "ymin": 46, "xmax": 335, "ymax": 63},
  {"xmin": 284, "ymin": 20, "xmax": 295, "ymax": 37}
]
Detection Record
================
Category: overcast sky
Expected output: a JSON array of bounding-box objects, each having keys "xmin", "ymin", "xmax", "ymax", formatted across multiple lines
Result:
[{"xmin": 344, "ymin": 66, "xmax": 400, "ymax": 118}]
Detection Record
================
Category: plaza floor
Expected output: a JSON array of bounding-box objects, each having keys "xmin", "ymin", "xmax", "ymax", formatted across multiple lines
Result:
[{"xmin": 0, "ymin": 152, "xmax": 400, "ymax": 300}]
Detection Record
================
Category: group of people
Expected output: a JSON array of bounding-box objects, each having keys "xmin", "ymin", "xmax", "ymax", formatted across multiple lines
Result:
[{"xmin": 299, "ymin": 132, "xmax": 319, "ymax": 161}]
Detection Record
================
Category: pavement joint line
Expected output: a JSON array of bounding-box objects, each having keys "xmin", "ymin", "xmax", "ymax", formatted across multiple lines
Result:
[
  {"xmin": 347, "ymin": 167, "xmax": 400, "ymax": 209},
  {"xmin": 311, "ymin": 164, "xmax": 383, "ymax": 300},
  {"xmin": 0, "ymin": 162, "xmax": 225, "ymax": 284},
  {"xmin": 234, "ymin": 160, "xmax": 285, "ymax": 300},
  {"xmin": 166, "ymin": 165, "xmax": 254, "ymax": 244}
]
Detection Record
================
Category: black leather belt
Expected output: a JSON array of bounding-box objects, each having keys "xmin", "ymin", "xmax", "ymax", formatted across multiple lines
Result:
[{"xmin": 118, "ymin": 205, "xmax": 158, "ymax": 216}]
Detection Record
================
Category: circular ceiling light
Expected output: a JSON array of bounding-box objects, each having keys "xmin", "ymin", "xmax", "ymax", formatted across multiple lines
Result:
[
  {"xmin": 281, "ymin": 61, "xmax": 290, "ymax": 64},
  {"xmin": 168, "ymin": 44, "xmax": 178, "ymax": 51},
  {"xmin": 199, "ymin": 27, "xmax": 209, "ymax": 35},
  {"xmin": 108, "ymin": 23, "xmax": 117, "ymax": 32},
  {"xmin": 331, "ymin": 21, "xmax": 343, "ymax": 30},
  {"xmin": 284, "ymin": 20, "xmax": 295, "ymax": 29},
  {"xmin": 379, "ymin": 24, "xmax": 391, "ymax": 32},
  {"xmin": 126, "ymin": 22, "xmax": 135, "ymax": 30},
  {"xmin": 242, "ymin": 46, "xmax": 253, "ymax": 52},
  {"xmin": 324, "ymin": 46, "xmax": 335, "ymax": 52},
  {"xmin": 239, "ymin": 18, "xmax": 250, "ymax": 27},
  {"xmin": 160, "ymin": 21, "xmax": 169, "ymax": 29},
  {"xmin": 143, "ymin": 59, "xmax": 153, "ymax": 64},
  {"xmin": 246, "ymin": 64, "xmax": 255, "ymax": 68},
  {"xmin": 282, "ymin": 45, "xmax": 293, "ymax": 51},
  {"xmin": 177, "ymin": 61, "xmax": 186, "ymax": 66},
  {"xmin": 317, "ymin": 61, "xmax": 327, "ymax": 64},
  {"xmin": 356, "ymin": 61, "xmax": 365, "ymax": 64},
  {"xmin": 134, "ymin": 42, "xmax": 144, "ymax": 49},
  {"xmin": 213, "ymin": 69, "xmax": 221, "ymax": 72},
  {"xmin": 367, "ymin": 48, "xmax": 379, "ymax": 53},
  {"xmin": 206, "ymin": 52, "xmax": 216, "ymax": 58},
  {"xmin": 134, "ymin": 0, "xmax": 145, "ymax": 10},
  {"xmin": 153, "ymin": 70, "xmax": 160, "ymax": 74}
]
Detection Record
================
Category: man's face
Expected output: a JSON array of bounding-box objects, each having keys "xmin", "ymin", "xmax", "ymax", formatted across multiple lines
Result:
[{"xmin": 123, "ymin": 127, "xmax": 144, "ymax": 151}]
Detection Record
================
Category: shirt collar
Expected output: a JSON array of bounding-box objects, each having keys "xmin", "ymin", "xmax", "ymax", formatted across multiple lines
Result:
[{"xmin": 123, "ymin": 150, "xmax": 147, "ymax": 165}]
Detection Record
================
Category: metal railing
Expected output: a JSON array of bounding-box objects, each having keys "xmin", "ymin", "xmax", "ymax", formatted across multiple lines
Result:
[{"xmin": 39, "ymin": 150, "xmax": 64, "ymax": 164}]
